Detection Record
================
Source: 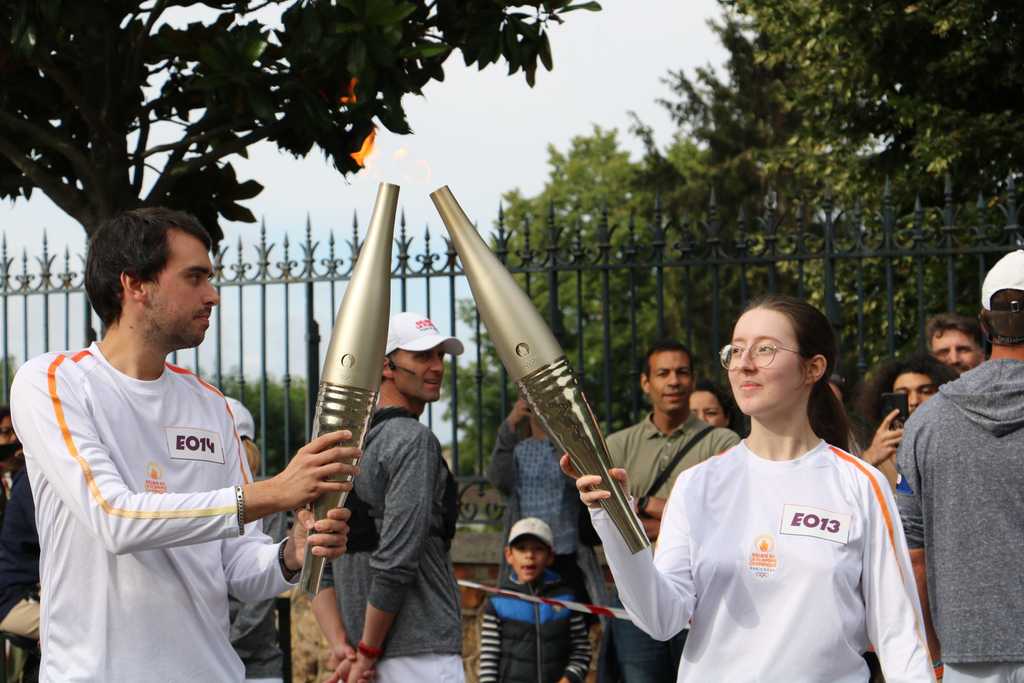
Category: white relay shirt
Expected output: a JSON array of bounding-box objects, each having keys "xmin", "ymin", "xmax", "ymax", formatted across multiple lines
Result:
[
  {"xmin": 10, "ymin": 343, "xmax": 292, "ymax": 682},
  {"xmin": 594, "ymin": 440, "xmax": 934, "ymax": 683}
]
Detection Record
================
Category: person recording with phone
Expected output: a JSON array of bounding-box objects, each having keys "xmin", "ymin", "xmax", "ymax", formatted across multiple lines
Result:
[{"xmin": 855, "ymin": 354, "xmax": 957, "ymax": 488}]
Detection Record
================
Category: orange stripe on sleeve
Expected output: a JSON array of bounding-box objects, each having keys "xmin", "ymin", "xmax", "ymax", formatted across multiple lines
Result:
[
  {"xmin": 47, "ymin": 353, "xmax": 237, "ymax": 519},
  {"xmin": 831, "ymin": 446, "xmax": 935, "ymax": 678},
  {"xmin": 829, "ymin": 446, "xmax": 895, "ymax": 551}
]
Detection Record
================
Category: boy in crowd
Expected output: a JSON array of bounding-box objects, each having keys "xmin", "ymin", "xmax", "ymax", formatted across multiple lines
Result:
[{"xmin": 478, "ymin": 518, "xmax": 591, "ymax": 683}]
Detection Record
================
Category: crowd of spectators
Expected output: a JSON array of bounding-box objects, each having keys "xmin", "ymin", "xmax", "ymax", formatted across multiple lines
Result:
[
  {"xmin": 0, "ymin": 239, "xmax": 1019, "ymax": 683},
  {"xmin": 480, "ymin": 249, "xmax": 1023, "ymax": 683}
]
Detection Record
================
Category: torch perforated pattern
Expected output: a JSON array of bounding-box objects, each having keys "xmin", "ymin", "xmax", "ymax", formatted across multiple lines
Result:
[
  {"xmin": 299, "ymin": 381, "xmax": 377, "ymax": 594},
  {"xmin": 518, "ymin": 356, "xmax": 650, "ymax": 554}
]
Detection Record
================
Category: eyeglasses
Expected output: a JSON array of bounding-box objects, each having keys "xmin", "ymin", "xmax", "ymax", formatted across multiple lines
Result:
[{"xmin": 720, "ymin": 342, "xmax": 802, "ymax": 370}]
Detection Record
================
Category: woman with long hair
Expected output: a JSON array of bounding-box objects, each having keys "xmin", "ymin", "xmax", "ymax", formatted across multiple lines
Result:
[{"xmin": 563, "ymin": 295, "xmax": 934, "ymax": 682}]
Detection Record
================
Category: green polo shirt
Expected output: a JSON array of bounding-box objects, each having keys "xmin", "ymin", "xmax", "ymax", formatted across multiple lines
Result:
[{"xmin": 606, "ymin": 413, "xmax": 740, "ymax": 499}]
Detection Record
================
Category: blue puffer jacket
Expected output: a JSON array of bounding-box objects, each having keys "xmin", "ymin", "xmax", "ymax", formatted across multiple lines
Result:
[{"xmin": 484, "ymin": 569, "xmax": 585, "ymax": 683}]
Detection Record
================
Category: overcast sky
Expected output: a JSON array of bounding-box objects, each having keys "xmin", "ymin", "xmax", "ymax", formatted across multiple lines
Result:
[{"xmin": 0, "ymin": 2, "xmax": 728, "ymax": 439}]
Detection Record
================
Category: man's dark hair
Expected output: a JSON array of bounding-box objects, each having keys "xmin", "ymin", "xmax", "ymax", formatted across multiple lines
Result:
[
  {"xmin": 925, "ymin": 313, "xmax": 983, "ymax": 350},
  {"xmin": 640, "ymin": 339, "xmax": 693, "ymax": 377},
  {"xmin": 85, "ymin": 208, "xmax": 212, "ymax": 327},
  {"xmin": 855, "ymin": 353, "xmax": 959, "ymax": 426}
]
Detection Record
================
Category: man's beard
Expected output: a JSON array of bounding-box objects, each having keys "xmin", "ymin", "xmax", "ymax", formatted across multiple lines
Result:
[{"xmin": 143, "ymin": 302, "xmax": 207, "ymax": 353}]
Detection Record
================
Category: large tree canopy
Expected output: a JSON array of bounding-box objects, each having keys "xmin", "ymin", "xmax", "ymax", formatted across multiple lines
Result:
[
  {"xmin": 0, "ymin": 0, "xmax": 599, "ymax": 243},
  {"xmin": 728, "ymin": 0, "xmax": 1024, "ymax": 196}
]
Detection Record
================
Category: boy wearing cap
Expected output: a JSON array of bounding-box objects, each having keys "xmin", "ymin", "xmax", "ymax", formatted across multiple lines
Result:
[
  {"xmin": 314, "ymin": 312, "xmax": 465, "ymax": 683},
  {"xmin": 478, "ymin": 517, "xmax": 591, "ymax": 683},
  {"xmin": 897, "ymin": 249, "xmax": 1024, "ymax": 682}
]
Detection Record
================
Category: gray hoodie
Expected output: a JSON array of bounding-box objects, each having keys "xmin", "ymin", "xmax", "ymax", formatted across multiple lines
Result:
[
  {"xmin": 896, "ymin": 359, "xmax": 1024, "ymax": 664},
  {"xmin": 324, "ymin": 413, "xmax": 462, "ymax": 659}
]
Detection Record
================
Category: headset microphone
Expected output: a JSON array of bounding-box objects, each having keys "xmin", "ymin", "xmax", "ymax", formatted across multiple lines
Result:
[{"xmin": 387, "ymin": 359, "xmax": 417, "ymax": 375}]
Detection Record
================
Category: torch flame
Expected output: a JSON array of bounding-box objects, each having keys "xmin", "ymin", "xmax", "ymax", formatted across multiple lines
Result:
[
  {"xmin": 351, "ymin": 128, "xmax": 377, "ymax": 168},
  {"xmin": 339, "ymin": 78, "xmax": 358, "ymax": 105}
]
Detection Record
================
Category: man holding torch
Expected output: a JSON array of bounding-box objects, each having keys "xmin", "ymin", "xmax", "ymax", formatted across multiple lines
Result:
[
  {"xmin": 313, "ymin": 311, "xmax": 464, "ymax": 683},
  {"xmin": 10, "ymin": 208, "xmax": 355, "ymax": 682}
]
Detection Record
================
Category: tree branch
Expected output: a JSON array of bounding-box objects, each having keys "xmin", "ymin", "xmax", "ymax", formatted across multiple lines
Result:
[
  {"xmin": 0, "ymin": 110, "xmax": 104, "ymax": 196},
  {"xmin": 0, "ymin": 135, "xmax": 89, "ymax": 226},
  {"xmin": 36, "ymin": 61, "xmax": 110, "ymax": 142},
  {"xmin": 141, "ymin": 122, "xmax": 247, "ymax": 159},
  {"xmin": 145, "ymin": 122, "xmax": 284, "ymax": 205},
  {"xmin": 239, "ymin": 0, "xmax": 279, "ymax": 15},
  {"xmin": 127, "ymin": 0, "xmax": 169, "ymax": 100},
  {"xmin": 132, "ymin": 113, "xmax": 152, "ymax": 194}
]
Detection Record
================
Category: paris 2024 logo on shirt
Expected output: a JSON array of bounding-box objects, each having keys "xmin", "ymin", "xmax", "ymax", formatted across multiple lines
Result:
[
  {"xmin": 749, "ymin": 534, "xmax": 779, "ymax": 579},
  {"xmin": 145, "ymin": 461, "xmax": 167, "ymax": 493}
]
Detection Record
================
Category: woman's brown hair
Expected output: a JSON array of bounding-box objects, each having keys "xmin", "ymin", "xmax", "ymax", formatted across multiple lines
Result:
[{"xmin": 740, "ymin": 295, "xmax": 852, "ymax": 451}]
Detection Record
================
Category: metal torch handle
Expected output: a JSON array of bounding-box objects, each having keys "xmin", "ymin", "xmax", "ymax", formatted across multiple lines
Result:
[
  {"xmin": 297, "ymin": 382, "xmax": 377, "ymax": 596},
  {"xmin": 518, "ymin": 357, "xmax": 650, "ymax": 554}
]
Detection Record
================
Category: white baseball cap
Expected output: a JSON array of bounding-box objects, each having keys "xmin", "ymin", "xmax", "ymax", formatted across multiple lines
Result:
[
  {"xmin": 385, "ymin": 312, "xmax": 464, "ymax": 356},
  {"xmin": 225, "ymin": 397, "xmax": 256, "ymax": 440},
  {"xmin": 508, "ymin": 517, "xmax": 554, "ymax": 549},
  {"xmin": 982, "ymin": 250, "xmax": 1024, "ymax": 310}
]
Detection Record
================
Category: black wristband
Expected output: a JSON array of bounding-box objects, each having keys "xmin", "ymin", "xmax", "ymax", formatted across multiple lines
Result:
[{"xmin": 278, "ymin": 540, "xmax": 299, "ymax": 582}]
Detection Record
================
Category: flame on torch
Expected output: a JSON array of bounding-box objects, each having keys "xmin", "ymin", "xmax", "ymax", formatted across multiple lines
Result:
[
  {"xmin": 339, "ymin": 78, "xmax": 358, "ymax": 105},
  {"xmin": 351, "ymin": 127, "xmax": 377, "ymax": 168}
]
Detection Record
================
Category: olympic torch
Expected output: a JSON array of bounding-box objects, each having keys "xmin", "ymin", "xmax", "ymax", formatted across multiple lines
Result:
[
  {"xmin": 430, "ymin": 186, "xmax": 649, "ymax": 554},
  {"xmin": 299, "ymin": 183, "xmax": 399, "ymax": 595}
]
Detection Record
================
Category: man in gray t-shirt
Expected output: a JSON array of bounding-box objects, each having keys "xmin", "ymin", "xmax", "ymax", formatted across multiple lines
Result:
[
  {"xmin": 896, "ymin": 250, "xmax": 1024, "ymax": 683},
  {"xmin": 312, "ymin": 312, "xmax": 465, "ymax": 683}
]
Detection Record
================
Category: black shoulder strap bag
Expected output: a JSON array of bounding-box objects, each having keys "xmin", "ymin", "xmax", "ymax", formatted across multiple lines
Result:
[
  {"xmin": 643, "ymin": 425, "xmax": 714, "ymax": 499},
  {"xmin": 345, "ymin": 407, "xmax": 458, "ymax": 553}
]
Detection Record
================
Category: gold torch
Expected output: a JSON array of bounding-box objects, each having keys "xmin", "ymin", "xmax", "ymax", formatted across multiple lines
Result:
[
  {"xmin": 430, "ymin": 186, "xmax": 650, "ymax": 554},
  {"xmin": 299, "ymin": 183, "xmax": 399, "ymax": 595}
]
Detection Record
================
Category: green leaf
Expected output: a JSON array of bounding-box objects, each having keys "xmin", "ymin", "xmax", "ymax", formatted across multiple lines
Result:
[
  {"xmin": 502, "ymin": 23, "xmax": 520, "ymax": 71},
  {"xmin": 414, "ymin": 43, "xmax": 450, "ymax": 58},
  {"xmin": 538, "ymin": 33, "xmax": 553, "ymax": 71},
  {"xmin": 560, "ymin": 2, "xmax": 602, "ymax": 12},
  {"xmin": 243, "ymin": 38, "xmax": 268, "ymax": 63},
  {"xmin": 366, "ymin": 1, "xmax": 418, "ymax": 26}
]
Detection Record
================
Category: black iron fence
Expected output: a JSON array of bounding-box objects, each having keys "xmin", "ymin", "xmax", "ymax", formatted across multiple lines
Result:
[{"xmin": 1, "ymin": 177, "xmax": 1021, "ymax": 523}]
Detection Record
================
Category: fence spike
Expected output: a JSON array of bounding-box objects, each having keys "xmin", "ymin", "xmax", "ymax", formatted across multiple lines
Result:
[{"xmin": 497, "ymin": 202, "xmax": 506, "ymax": 242}]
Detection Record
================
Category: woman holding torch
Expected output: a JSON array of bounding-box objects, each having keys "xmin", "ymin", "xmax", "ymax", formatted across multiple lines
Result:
[{"xmin": 564, "ymin": 295, "xmax": 935, "ymax": 682}]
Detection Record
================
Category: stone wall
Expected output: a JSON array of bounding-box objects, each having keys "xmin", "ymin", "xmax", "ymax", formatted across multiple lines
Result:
[{"xmin": 288, "ymin": 531, "xmax": 604, "ymax": 682}]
